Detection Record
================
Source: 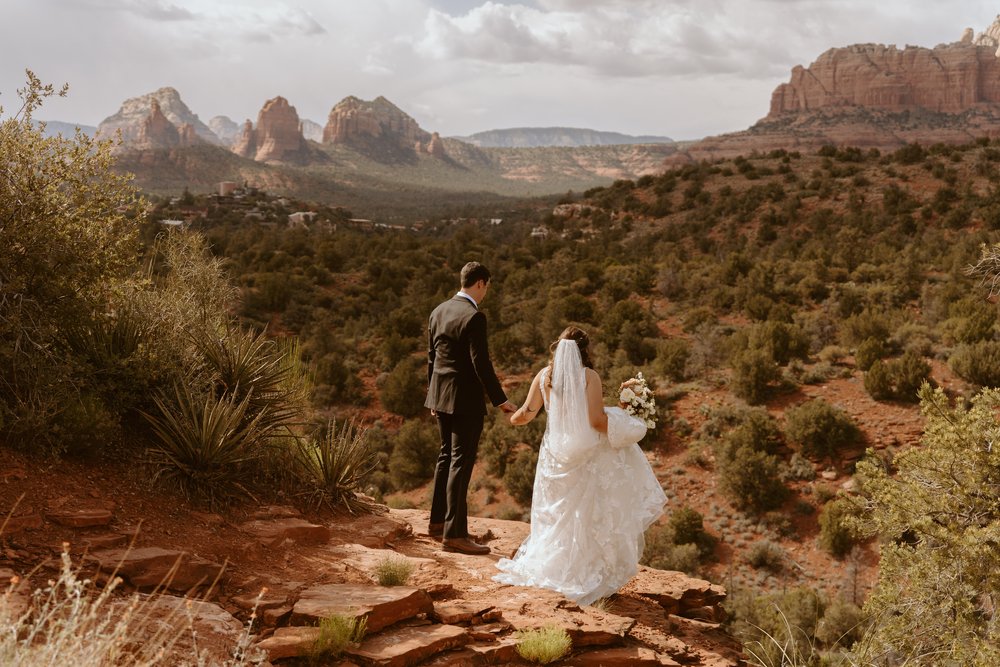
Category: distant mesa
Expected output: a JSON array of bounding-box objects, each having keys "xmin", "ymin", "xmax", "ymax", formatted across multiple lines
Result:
[
  {"xmin": 38, "ymin": 120, "xmax": 97, "ymax": 139},
  {"xmin": 97, "ymin": 87, "xmax": 220, "ymax": 149},
  {"xmin": 323, "ymin": 95, "xmax": 446, "ymax": 158},
  {"xmin": 208, "ymin": 115, "xmax": 241, "ymax": 146},
  {"xmin": 455, "ymin": 127, "xmax": 674, "ymax": 148},
  {"xmin": 232, "ymin": 96, "xmax": 309, "ymax": 164},
  {"xmin": 671, "ymin": 15, "xmax": 1000, "ymax": 164}
]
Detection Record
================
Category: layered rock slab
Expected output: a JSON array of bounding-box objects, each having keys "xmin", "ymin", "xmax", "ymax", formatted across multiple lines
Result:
[
  {"xmin": 290, "ymin": 583, "xmax": 434, "ymax": 633},
  {"xmin": 346, "ymin": 623, "xmax": 468, "ymax": 667},
  {"xmin": 89, "ymin": 547, "xmax": 225, "ymax": 591}
]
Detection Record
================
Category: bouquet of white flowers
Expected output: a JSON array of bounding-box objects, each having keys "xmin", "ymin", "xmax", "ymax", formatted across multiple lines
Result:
[{"xmin": 619, "ymin": 372, "xmax": 656, "ymax": 429}]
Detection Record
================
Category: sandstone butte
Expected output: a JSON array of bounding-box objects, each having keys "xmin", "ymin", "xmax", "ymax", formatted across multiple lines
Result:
[
  {"xmin": 96, "ymin": 86, "xmax": 220, "ymax": 150},
  {"xmin": 231, "ymin": 96, "xmax": 310, "ymax": 164},
  {"xmin": 669, "ymin": 16, "xmax": 1000, "ymax": 164},
  {"xmin": 323, "ymin": 95, "xmax": 448, "ymax": 157}
]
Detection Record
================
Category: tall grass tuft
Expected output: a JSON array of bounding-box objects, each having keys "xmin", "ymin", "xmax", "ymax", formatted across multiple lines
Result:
[
  {"xmin": 294, "ymin": 418, "xmax": 377, "ymax": 513},
  {"xmin": 514, "ymin": 626, "xmax": 572, "ymax": 664},
  {"xmin": 0, "ymin": 548, "xmax": 263, "ymax": 665},
  {"xmin": 313, "ymin": 613, "xmax": 367, "ymax": 659},
  {"xmin": 373, "ymin": 555, "xmax": 414, "ymax": 586}
]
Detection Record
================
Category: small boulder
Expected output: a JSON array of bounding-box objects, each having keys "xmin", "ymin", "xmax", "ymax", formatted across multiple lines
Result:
[
  {"xmin": 346, "ymin": 623, "xmax": 468, "ymax": 667},
  {"xmin": 256, "ymin": 626, "xmax": 321, "ymax": 661},
  {"xmin": 241, "ymin": 517, "xmax": 331, "ymax": 548},
  {"xmin": 90, "ymin": 547, "xmax": 225, "ymax": 591},
  {"xmin": 291, "ymin": 583, "xmax": 433, "ymax": 634}
]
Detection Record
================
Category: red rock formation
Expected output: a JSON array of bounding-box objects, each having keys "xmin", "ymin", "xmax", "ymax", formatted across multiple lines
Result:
[
  {"xmin": 231, "ymin": 119, "xmax": 256, "ymax": 159},
  {"xmin": 231, "ymin": 97, "xmax": 308, "ymax": 164},
  {"xmin": 135, "ymin": 100, "xmax": 179, "ymax": 150},
  {"xmin": 98, "ymin": 86, "xmax": 220, "ymax": 149},
  {"xmin": 323, "ymin": 96, "xmax": 432, "ymax": 151},
  {"xmin": 425, "ymin": 131, "xmax": 446, "ymax": 158},
  {"xmin": 769, "ymin": 43, "xmax": 1000, "ymax": 117}
]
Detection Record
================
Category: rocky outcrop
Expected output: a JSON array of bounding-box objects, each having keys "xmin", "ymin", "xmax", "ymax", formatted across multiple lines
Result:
[
  {"xmin": 670, "ymin": 18, "xmax": 1000, "ymax": 165},
  {"xmin": 323, "ymin": 95, "xmax": 436, "ymax": 157},
  {"xmin": 208, "ymin": 115, "xmax": 241, "ymax": 145},
  {"xmin": 768, "ymin": 43, "xmax": 1000, "ymax": 117},
  {"xmin": 300, "ymin": 118, "xmax": 324, "ymax": 142},
  {"xmin": 97, "ymin": 87, "xmax": 219, "ymax": 148},
  {"xmin": 231, "ymin": 97, "xmax": 308, "ymax": 164}
]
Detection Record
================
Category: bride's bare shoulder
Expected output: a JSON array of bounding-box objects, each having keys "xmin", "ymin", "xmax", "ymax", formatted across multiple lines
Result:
[{"xmin": 584, "ymin": 367, "xmax": 602, "ymax": 384}]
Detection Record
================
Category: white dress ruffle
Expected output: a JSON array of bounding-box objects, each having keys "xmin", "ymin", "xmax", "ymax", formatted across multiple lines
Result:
[{"xmin": 494, "ymin": 383, "xmax": 666, "ymax": 606}]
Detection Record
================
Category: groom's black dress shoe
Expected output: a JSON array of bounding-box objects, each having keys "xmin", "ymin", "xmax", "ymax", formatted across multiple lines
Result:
[{"xmin": 442, "ymin": 537, "xmax": 491, "ymax": 555}]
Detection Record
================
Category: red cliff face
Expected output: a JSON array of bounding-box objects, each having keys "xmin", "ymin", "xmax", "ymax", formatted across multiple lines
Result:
[
  {"xmin": 232, "ymin": 97, "xmax": 308, "ymax": 164},
  {"xmin": 135, "ymin": 100, "xmax": 180, "ymax": 150},
  {"xmin": 323, "ymin": 96, "xmax": 433, "ymax": 153},
  {"xmin": 768, "ymin": 43, "xmax": 1000, "ymax": 117}
]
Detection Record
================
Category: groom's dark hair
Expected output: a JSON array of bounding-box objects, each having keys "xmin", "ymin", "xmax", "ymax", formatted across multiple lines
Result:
[{"xmin": 461, "ymin": 262, "xmax": 491, "ymax": 288}]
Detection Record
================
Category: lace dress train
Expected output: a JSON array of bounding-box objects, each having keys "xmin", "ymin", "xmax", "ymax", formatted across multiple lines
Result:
[{"xmin": 493, "ymin": 370, "xmax": 666, "ymax": 605}]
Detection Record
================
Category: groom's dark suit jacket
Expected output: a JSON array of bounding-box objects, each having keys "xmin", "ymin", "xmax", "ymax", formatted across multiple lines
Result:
[{"xmin": 424, "ymin": 295, "xmax": 507, "ymax": 415}]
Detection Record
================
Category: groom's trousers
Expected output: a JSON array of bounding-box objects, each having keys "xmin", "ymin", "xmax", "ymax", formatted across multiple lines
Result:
[{"xmin": 430, "ymin": 411, "xmax": 485, "ymax": 540}]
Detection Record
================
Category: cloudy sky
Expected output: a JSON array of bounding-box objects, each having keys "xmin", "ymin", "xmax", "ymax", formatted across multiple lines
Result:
[{"xmin": 2, "ymin": 0, "xmax": 998, "ymax": 140}]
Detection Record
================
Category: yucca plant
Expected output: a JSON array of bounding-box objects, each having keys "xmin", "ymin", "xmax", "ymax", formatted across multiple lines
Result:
[
  {"xmin": 196, "ymin": 326, "xmax": 305, "ymax": 437},
  {"xmin": 142, "ymin": 384, "xmax": 265, "ymax": 503},
  {"xmin": 294, "ymin": 418, "xmax": 377, "ymax": 513}
]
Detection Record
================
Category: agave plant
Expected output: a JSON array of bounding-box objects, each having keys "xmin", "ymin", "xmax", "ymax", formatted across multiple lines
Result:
[
  {"xmin": 142, "ymin": 384, "xmax": 266, "ymax": 502},
  {"xmin": 294, "ymin": 418, "xmax": 377, "ymax": 513}
]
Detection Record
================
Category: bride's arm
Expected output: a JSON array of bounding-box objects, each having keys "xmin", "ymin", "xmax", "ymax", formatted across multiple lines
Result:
[
  {"xmin": 510, "ymin": 370, "xmax": 545, "ymax": 426},
  {"xmin": 585, "ymin": 368, "xmax": 609, "ymax": 434}
]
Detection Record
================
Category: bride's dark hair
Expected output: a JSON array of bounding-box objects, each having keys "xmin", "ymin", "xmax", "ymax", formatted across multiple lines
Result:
[{"xmin": 547, "ymin": 326, "xmax": 593, "ymax": 388}]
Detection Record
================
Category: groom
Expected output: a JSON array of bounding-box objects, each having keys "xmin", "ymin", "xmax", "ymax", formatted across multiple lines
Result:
[{"xmin": 425, "ymin": 261, "xmax": 515, "ymax": 555}]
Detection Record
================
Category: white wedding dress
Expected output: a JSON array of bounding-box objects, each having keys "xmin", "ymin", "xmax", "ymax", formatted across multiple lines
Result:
[{"xmin": 493, "ymin": 340, "xmax": 667, "ymax": 606}]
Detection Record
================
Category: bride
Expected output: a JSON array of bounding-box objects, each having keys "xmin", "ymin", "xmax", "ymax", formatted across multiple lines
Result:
[{"xmin": 493, "ymin": 326, "xmax": 667, "ymax": 606}]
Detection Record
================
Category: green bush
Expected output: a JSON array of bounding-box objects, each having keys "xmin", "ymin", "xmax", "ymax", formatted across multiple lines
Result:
[
  {"xmin": 864, "ymin": 353, "xmax": 932, "ymax": 402},
  {"xmin": 814, "ymin": 599, "xmax": 865, "ymax": 648},
  {"xmin": 854, "ymin": 337, "xmax": 885, "ymax": 371},
  {"xmin": 746, "ymin": 540, "xmax": 785, "ymax": 572},
  {"xmin": 949, "ymin": 341, "xmax": 1000, "ymax": 387},
  {"xmin": 388, "ymin": 420, "xmax": 439, "ymax": 491},
  {"xmin": 381, "ymin": 357, "xmax": 427, "ymax": 418},
  {"xmin": 784, "ymin": 399, "xmax": 860, "ymax": 460},
  {"xmin": 718, "ymin": 446, "xmax": 787, "ymax": 514},
  {"xmin": 730, "ymin": 349, "xmax": 780, "ymax": 405},
  {"xmin": 818, "ymin": 497, "xmax": 861, "ymax": 558},
  {"xmin": 503, "ymin": 447, "xmax": 539, "ymax": 506},
  {"xmin": 653, "ymin": 338, "xmax": 690, "ymax": 381}
]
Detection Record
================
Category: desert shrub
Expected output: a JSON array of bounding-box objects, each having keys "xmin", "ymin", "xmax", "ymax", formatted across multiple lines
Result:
[
  {"xmin": 717, "ymin": 408, "xmax": 784, "ymax": 460},
  {"xmin": 851, "ymin": 386, "xmax": 1000, "ymax": 663},
  {"xmin": 730, "ymin": 349, "xmax": 780, "ymax": 405},
  {"xmin": 854, "ymin": 337, "xmax": 885, "ymax": 371},
  {"xmin": 949, "ymin": 341, "xmax": 1000, "ymax": 387},
  {"xmin": 727, "ymin": 587, "xmax": 827, "ymax": 666},
  {"xmin": 653, "ymin": 338, "xmax": 690, "ymax": 381},
  {"xmin": 945, "ymin": 296, "xmax": 997, "ymax": 344},
  {"xmin": 863, "ymin": 359, "xmax": 895, "ymax": 400},
  {"xmin": 746, "ymin": 540, "xmax": 785, "ymax": 572},
  {"xmin": 840, "ymin": 309, "xmax": 890, "ymax": 347},
  {"xmin": 818, "ymin": 497, "xmax": 862, "ymax": 558},
  {"xmin": 373, "ymin": 555, "xmax": 414, "ymax": 586},
  {"xmin": 293, "ymin": 418, "xmax": 377, "ymax": 512},
  {"xmin": 314, "ymin": 613, "xmax": 367, "ymax": 659},
  {"xmin": 388, "ymin": 420, "xmax": 439, "ymax": 491},
  {"xmin": 718, "ymin": 445, "xmax": 787, "ymax": 514},
  {"xmin": 504, "ymin": 447, "xmax": 539, "ymax": 506},
  {"xmin": 641, "ymin": 537, "xmax": 701, "ymax": 575},
  {"xmin": 741, "ymin": 321, "xmax": 811, "ymax": 366},
  {"xmin": 814, "ymin": 599, "xmax": 865, "ymax": 648},
  {"xmin": 515, "ymin": 626, "xmax": 572, "ymax": 664},
  {"xmin": 380, "ymin": 356, "xmax": 427, "ymax": 418},
  {"xmin": 0, "ymin": 74, "xmax": 141, "ymax": 452},
  {"xmin": 817, "ymin": 345, "xmax": 849, "ymax": 365},
  {"xmin": 682, "ymin": 306, "xmax": 718, "ymax": 333},
  {"xmin": 864, "ymin": 353, "xmax": 931, "ymax": 402},
  {"xmin": 783, "ymin": 453, "xmax": 816, "ymax": 481},
  {"xmin": 784, "ymin": 399, "xmax": 860, "ymax": 460}
]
